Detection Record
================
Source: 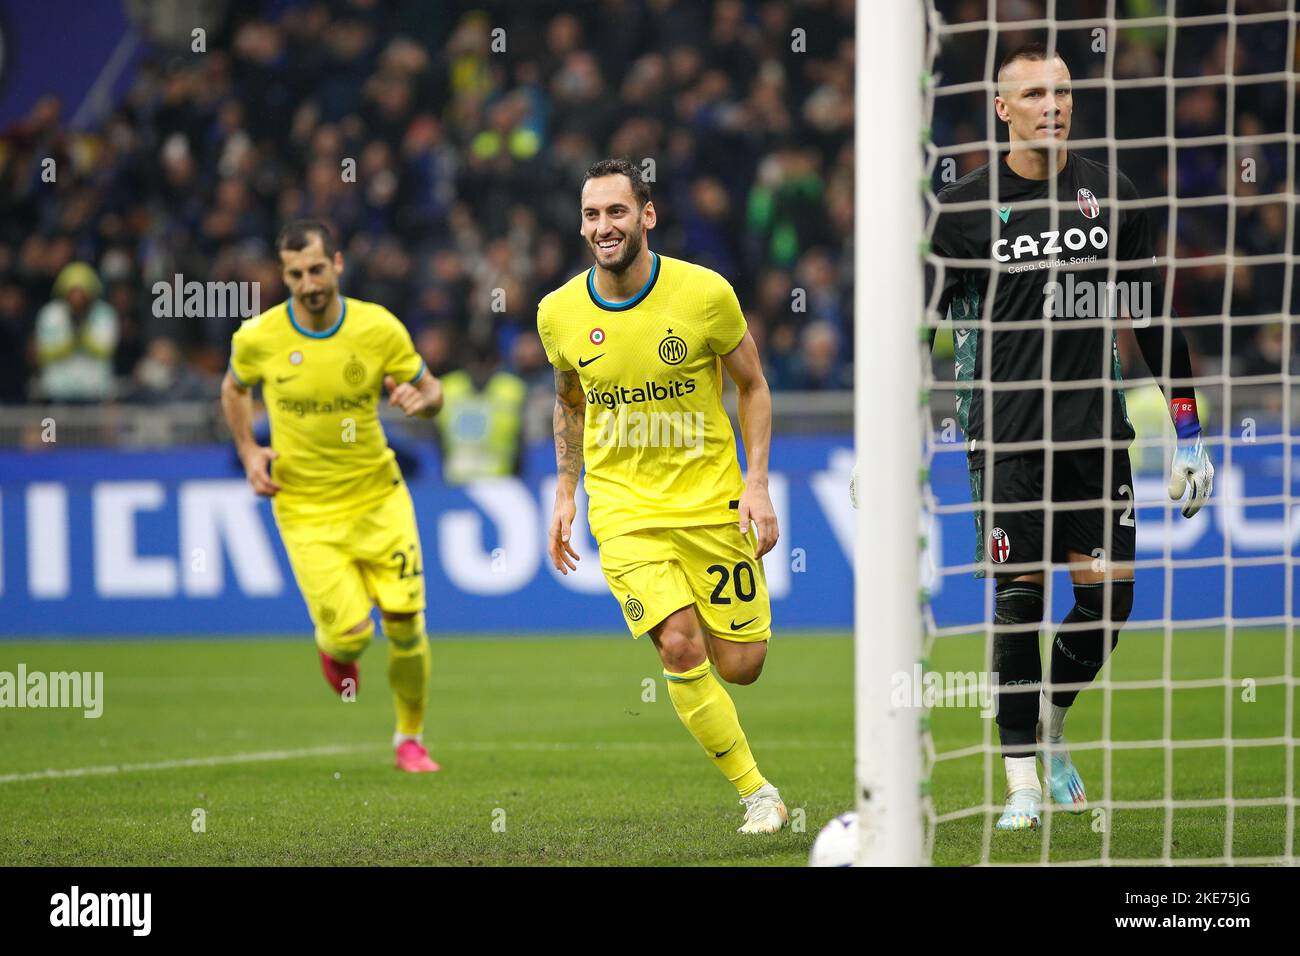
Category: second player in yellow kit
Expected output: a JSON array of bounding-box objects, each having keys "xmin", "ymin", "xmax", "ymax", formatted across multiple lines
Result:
[
  {"xmin": 541, "ymin": 159, "xmax": 787, "ymax": 834},
  {"xmin": 221, "ymin": 220, "xmax": 445, "ymax": 774}
]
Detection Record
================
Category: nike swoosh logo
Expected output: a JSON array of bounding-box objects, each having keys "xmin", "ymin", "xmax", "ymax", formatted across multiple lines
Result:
[
  {"xmin": 714, "ymin": 740, "xmax": 737, "ymax": 759},
  {"xmin": 730, "ymin": 617, "xmax": 758, "ymax": 631},
  {"xmin": 276, "ymin": 375, "xmax": 299, "ymax": 384},
  {"xmin": 577, "ymin": 354, "xmax": 604, "ymax": 367}
]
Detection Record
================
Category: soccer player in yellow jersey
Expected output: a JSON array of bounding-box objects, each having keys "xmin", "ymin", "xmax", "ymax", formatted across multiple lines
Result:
[
  {"xmin": 538, "ymin": 159, "xmax": 788, "ymax": 833},
  {"xmin": 220, "ymin": 220, "xmax": 445, "ymax": 773}
]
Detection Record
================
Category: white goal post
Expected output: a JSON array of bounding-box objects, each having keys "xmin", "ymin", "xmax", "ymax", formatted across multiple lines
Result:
[{"xmin": 854, "ymin": 0, "xmax": 926, "ymax": 865}]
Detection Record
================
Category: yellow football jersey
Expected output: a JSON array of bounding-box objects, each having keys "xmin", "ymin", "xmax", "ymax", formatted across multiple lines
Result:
[
  {"xmin": 229, "ymin": 296, "xmax": 425, "ymax": 524},
  {"xmin": 537, "ymin": 252, "xmax": 748, "ymax": 543}
]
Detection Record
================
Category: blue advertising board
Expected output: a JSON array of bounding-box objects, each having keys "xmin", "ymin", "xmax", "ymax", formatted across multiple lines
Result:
[
  {"xmin": 0, "ymin": 438, "xmax": 855, "ymax": 636},
  {"xmin": 0, "ymin": 432, "xmax": 1294, "ymax": 636}
]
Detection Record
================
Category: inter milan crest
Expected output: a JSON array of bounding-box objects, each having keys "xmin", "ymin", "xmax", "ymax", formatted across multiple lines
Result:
[
  {"xmin": 343, "ymin": 355, "xmax": 366, "ymax": 386},
  {"xmin": 658, "ymin": 329, "xmax": 687, "ymax": 365},
  {"xmin": 589, "ymin": 328, "xmax": 605, "ymax": 345},
  {"xmin": 1076, "ymin": 187, "xmax": 1100, "ymax": 219},
  {"xmin": 988, "ymin": 527, "xmax": 1011, "ymax": 563},
  {"xmin": 624, "ymin": 596, "xmax": 645, "ymax": 622}
]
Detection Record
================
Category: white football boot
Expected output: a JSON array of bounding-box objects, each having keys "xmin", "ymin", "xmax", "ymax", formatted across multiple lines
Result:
[
  {"xmin": 738, "ymin": 783, "xmax": 789, "ymax": 834},
  {"xmin": 995, "ymin": 786, "xmax": 1043, "ymax": 831}
]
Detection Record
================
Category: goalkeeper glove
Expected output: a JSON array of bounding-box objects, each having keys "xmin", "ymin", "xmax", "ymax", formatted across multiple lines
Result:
[{"xmin": 1167, "ymin": 398, "xmax": 1213, "ymax": 518}]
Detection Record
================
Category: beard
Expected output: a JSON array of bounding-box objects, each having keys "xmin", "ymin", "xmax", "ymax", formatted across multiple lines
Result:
[
  {"xmin": 590, "ymin": 219, "xmax": 643, "ymax": 274},
  {"xmin": 297, "ymin": 286, "xmax": 336, "ymax": 313}
]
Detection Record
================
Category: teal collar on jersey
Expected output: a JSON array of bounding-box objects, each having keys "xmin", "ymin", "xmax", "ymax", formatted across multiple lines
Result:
[
  {"xmin": 587, "ymin": 251, "xmax": 660, "ymax": 312},
  {"xmin": 288, "ymin": 296, "xmax": 347, "ymax": 338}
]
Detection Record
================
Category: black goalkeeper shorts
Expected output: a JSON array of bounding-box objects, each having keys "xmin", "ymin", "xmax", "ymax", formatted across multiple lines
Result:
[{"xmin": 968, "ymin": 448, "xmax": 1137, "ymax": 579}]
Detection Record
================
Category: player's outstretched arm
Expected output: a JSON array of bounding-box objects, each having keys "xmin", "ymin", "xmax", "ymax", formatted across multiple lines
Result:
[
  {"xmin": 220, "ymin": 370, "xmax": 280, "ymax": 497},
  {"xmin": 549, "ymin": 367, "xmax": 585, "ymax": 574},
  {"xmin": 721, "ymin": 331, "xmax": 779, "ymax": 558}
]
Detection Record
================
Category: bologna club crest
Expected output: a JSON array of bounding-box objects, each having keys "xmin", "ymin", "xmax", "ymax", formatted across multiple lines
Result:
[
  {"xmin": 1076, "ymin": 187, "xmax": 1100, "ymax": 219},
  {"xmin": 988, "ymin": 527, "xmax": 1011, "ymax": 563}
]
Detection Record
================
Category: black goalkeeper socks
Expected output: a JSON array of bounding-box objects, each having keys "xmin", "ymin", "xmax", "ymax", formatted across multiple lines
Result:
[
  {"xmin": 1048, "ymin": 580, "xmax": 1134, "ymax": 708},
  {"xmin": 992, "ymin": 581, "xmax": 1045, "ymax": 758}
]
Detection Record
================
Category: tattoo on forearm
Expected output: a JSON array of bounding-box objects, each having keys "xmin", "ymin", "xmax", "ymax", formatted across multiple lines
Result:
[{"xmin": 553, "ymin": 368, "xmax": 585, "ymax": 482}]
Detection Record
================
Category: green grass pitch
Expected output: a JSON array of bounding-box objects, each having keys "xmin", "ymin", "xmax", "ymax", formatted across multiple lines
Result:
[
  {"xmin": 928, "ymin": 627, "xmax": 1297, "ymax": 865},
  {"xmin": 0, "ymin": 634, "xmax": 852, "ymax": 866},
  {"xmin": 0, "ymin": 629, "xmax": 1292, "ymax": 865}
]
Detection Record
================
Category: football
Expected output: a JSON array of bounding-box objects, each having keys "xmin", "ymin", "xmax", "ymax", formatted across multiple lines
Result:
[{"xmin": 808, "ymin": 811, "xmax": 858, "ymax": 867}]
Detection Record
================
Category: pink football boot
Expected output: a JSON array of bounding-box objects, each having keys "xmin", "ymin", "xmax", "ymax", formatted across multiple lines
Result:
[
  {"xmin": 318, "ymin": 650, "xmax": 358, "ymax": 696},
  {"xmin": 395, "ymin": 739, "xmax": 442, "ymax": 773}
]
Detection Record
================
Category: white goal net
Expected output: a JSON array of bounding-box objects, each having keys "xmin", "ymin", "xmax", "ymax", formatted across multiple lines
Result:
[{"xmin": 909, "ymin": 0, "xmax": 1297, "ymax": 866}]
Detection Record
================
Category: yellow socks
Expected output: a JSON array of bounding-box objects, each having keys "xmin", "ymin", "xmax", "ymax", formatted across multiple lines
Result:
[
  {"xmin": 383, "ymin": 614, "xmax": 431, "ymax": 738},
  {"xmin": 664, "ymin": 660, "xmax": 766, "ymax": 797}
]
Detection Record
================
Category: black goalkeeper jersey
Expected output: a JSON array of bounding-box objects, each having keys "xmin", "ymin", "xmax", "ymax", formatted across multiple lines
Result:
[{"xmin": 930, "ymin": 152, "xmax": 1167, "ymax": 467}]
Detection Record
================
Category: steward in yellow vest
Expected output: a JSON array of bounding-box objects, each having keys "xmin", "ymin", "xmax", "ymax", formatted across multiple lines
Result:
[{"xmin": 436, "ymin": 343, "xmax": 526, "ymax": 485}]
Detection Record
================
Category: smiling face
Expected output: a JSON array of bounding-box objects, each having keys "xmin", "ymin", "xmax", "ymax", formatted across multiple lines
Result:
[
  {"xmin": 580, "ymin": 174, "xmax": 656, "ymax": 275},
  {"xmin": 279, "ymin": 234, "xmax": 344, "ymax": 314},
  {"xmin": 995, "ymin": 54, "xmax": 1073, "ymax": 147}
]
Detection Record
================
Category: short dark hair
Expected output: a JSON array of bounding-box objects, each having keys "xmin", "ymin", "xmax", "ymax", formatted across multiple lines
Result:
[
  {"xmin": 276, "ymin": 219, "xmax": 337, "ymax": 257},
  {"xmin": 998, "ymin": 40, "xmax": 1064, "ymax": 78},
  {"xmin": 582, "ymin": 158, "xmax": 651, "ymax": 207}
]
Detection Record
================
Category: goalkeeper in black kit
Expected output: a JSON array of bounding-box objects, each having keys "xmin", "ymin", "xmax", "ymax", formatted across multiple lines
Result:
[{"xmin": 929, "ymin": 42, "xmax": 1214, "ymax": 829}]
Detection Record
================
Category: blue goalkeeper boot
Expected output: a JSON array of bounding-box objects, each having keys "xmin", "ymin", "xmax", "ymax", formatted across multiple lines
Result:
[
  {"xmin": 995, "ymin": 786, "xmax": 1042, "ymax": 831},
  {"xmin": 1038, "ymin": 724, "xmax": 1087, "ymax": 814}
]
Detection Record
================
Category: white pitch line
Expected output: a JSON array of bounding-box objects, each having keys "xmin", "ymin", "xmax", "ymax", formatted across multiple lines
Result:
[
  {"xmin": 0, "ymin": 743, "xmax": 381, "ymax": 784},
  {"xmin": 0, "ymin": 739, "xmax": 851, "ymax": 785}
]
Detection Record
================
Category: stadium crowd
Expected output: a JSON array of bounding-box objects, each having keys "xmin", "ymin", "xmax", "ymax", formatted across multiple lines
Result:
[
  {"xmin": 0, "ymin": 0, "xmax": 1292, "ymax": 415},
  {"xmin": 0, "ymin": 0, "xmax": 856, "ymax": 409}
]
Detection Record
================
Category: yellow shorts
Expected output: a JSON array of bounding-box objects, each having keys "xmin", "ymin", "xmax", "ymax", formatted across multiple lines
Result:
[
  {"xmin": 599, "ymin": 523, "xmax": 772, "ymax": 642},
  {"xmin": 277, "ymin": 483, "xmax": 425, "ymax": 633}
]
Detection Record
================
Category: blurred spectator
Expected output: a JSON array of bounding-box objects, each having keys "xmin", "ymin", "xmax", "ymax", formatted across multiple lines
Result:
[
  {"xmin": 510, "ymin": 331, "xmax": 556, "ymax": 444},
  {"xmin": 416, "ymin": 324, "xmax": 457, "ymax": 378},
  {"xmin": 124, "ymin": 337, "xmax": 211, "ymax": 403},
  {"xmin": 34, "ymin": 262, "xmax": 118, "ymax": 402},
  {"xmin": 436, "ymin": 340, "xmax": 527, "ymax": 485},
  {"xmin": 787, "ymin": 320, "xmax": 851, "ymax": 390},
  {"xmin": 1236, "ymin": 324, "xmax": 1289, "ymax": 379},
  {"xmin": 0, "ymin": 281, "xmax": 31, "ymax": 403},
  {"xmin": 745, "ymin": 147, "xmax": 828, "ymax": 268}
]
